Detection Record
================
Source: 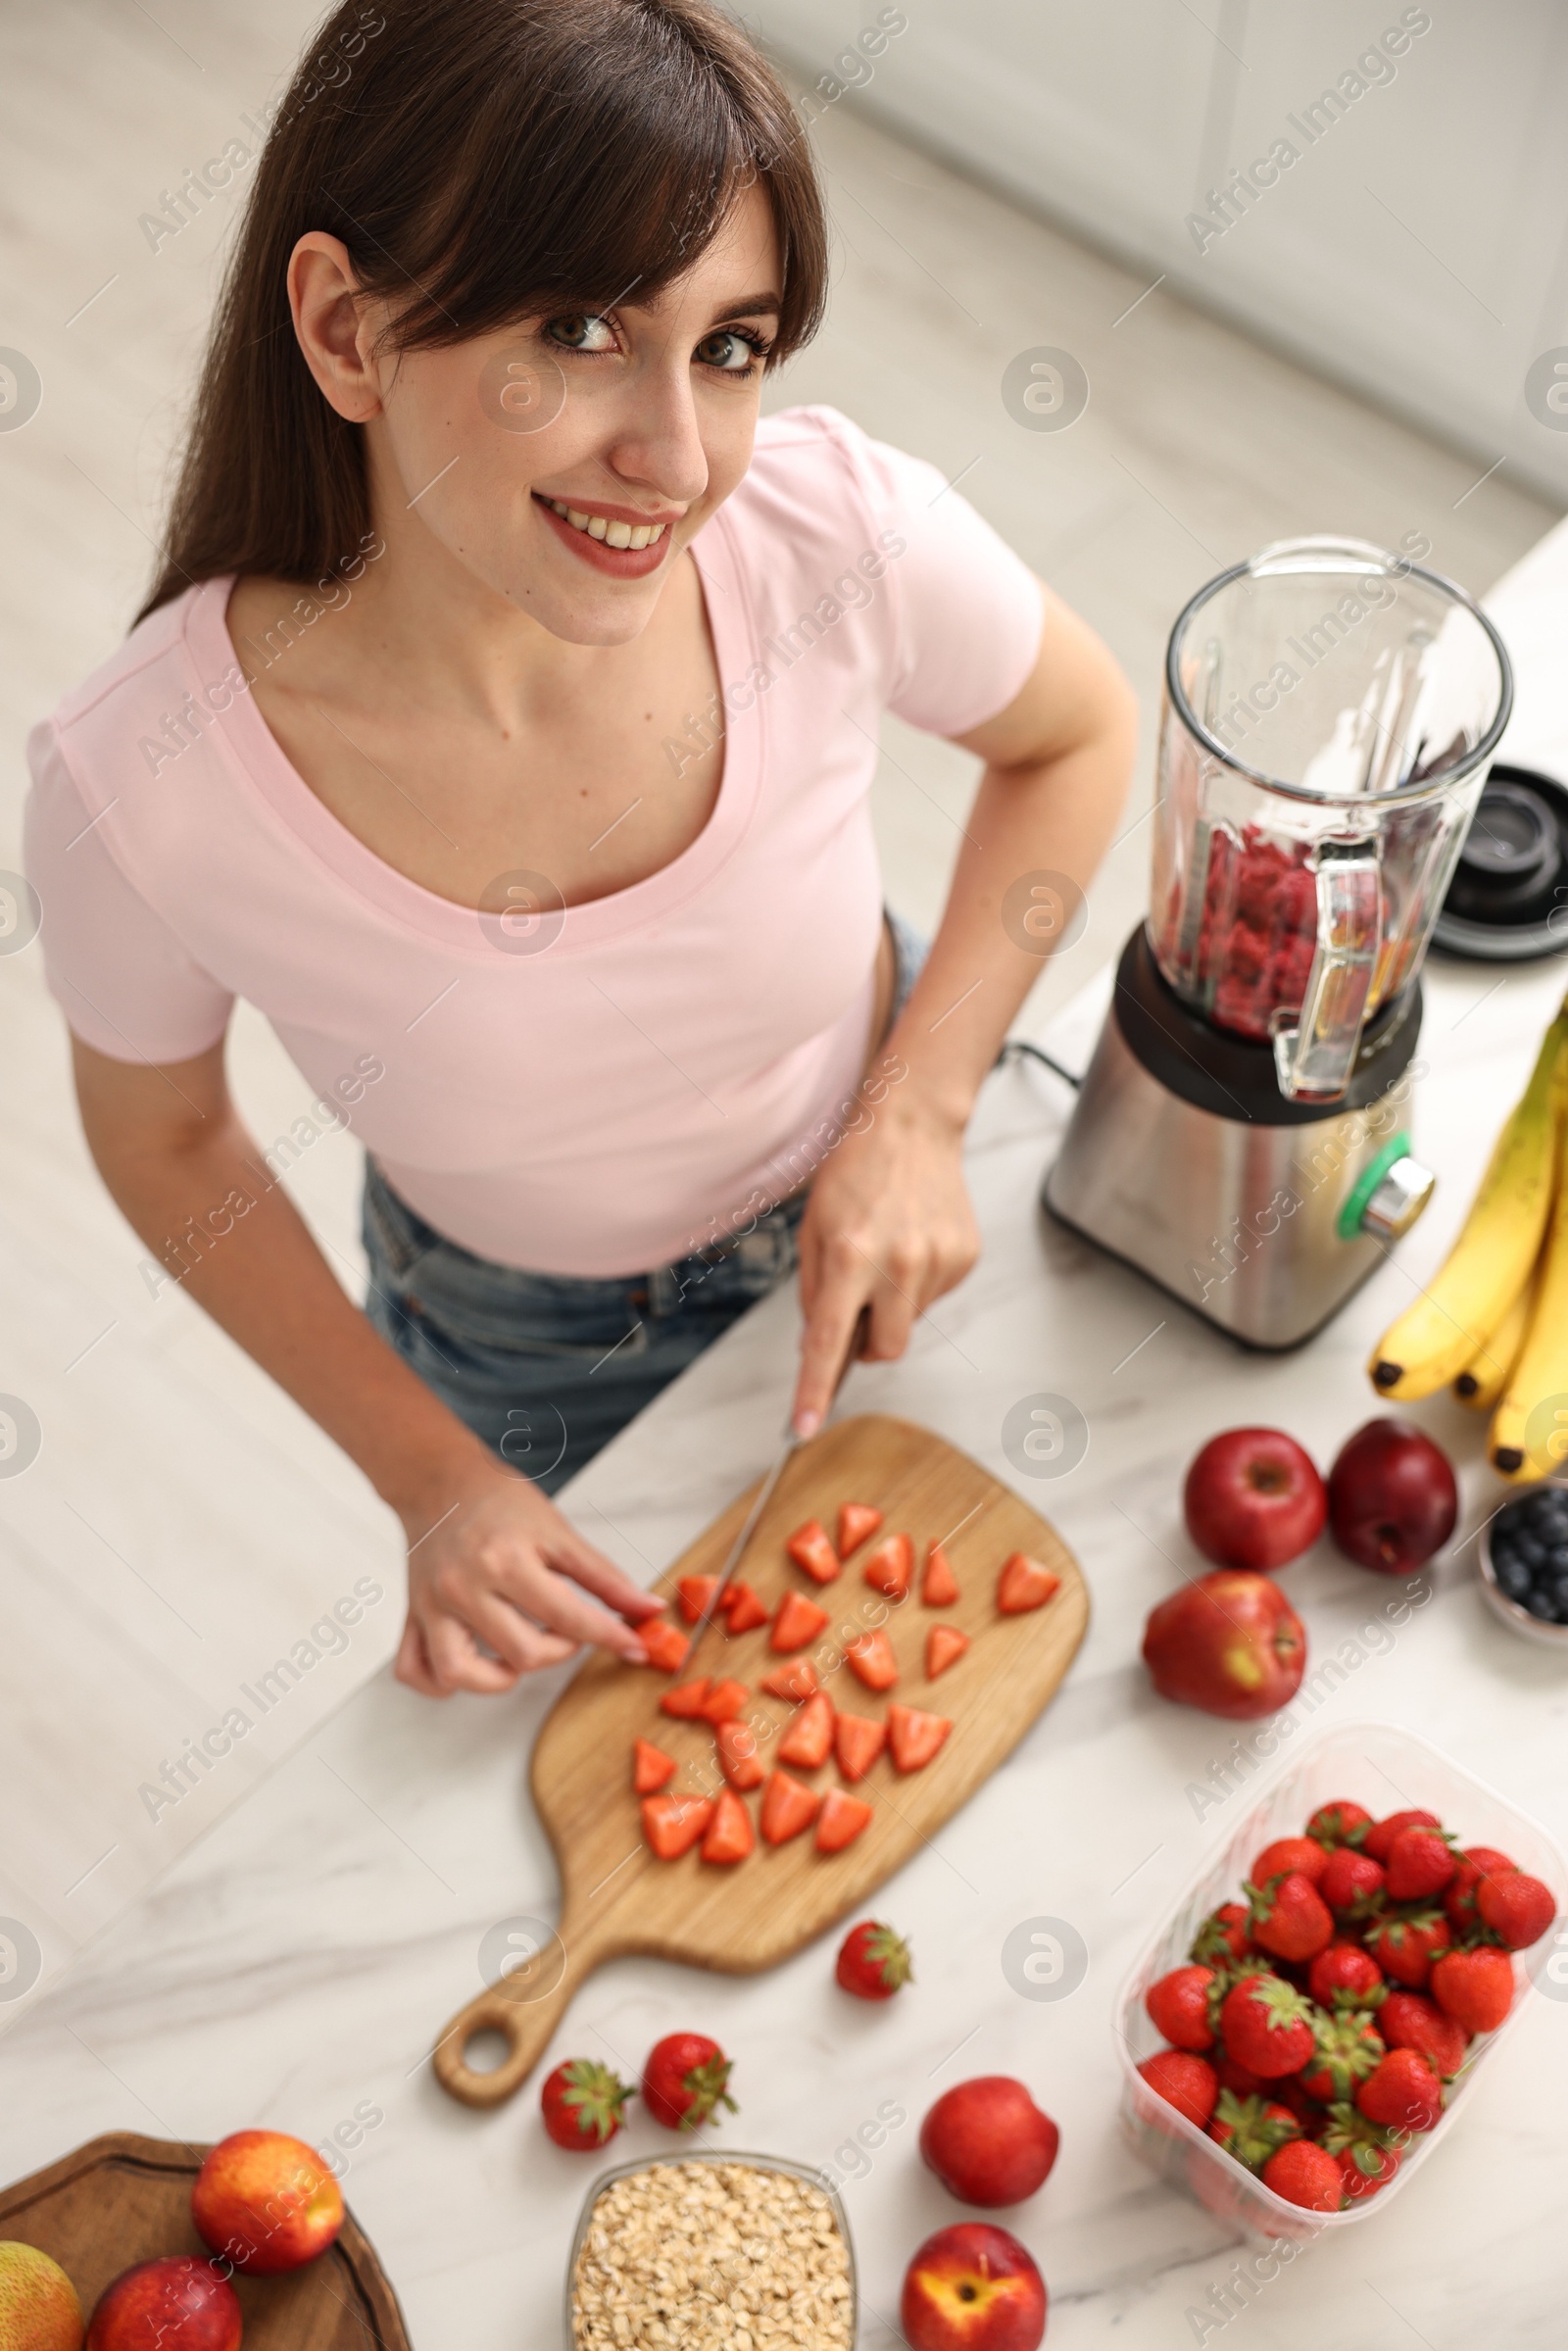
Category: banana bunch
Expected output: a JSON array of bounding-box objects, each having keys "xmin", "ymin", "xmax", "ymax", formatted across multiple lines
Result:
[{"xmin": 1368, "ymin": 996, "xmax": 1568, "ymax": 1482}]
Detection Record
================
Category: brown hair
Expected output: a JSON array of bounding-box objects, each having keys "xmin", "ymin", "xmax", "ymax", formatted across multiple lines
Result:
[{"xmin": 139, "ymin": 0, "xmax": 826, "ymax": 619}]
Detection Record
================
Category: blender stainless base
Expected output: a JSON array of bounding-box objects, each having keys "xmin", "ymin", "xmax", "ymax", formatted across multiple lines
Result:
[{"xmin": 1044, "ymin": 932, "xmax": 1435, "ymax": 1350}]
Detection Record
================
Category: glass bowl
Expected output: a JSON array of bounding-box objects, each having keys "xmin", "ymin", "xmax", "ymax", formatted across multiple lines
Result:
[
  {"xmin": 564, "ymin": 2148, "xmax": 857, "ymax": 2349},
  {"xmin": 1478, "ymin": 1479, "xmax": 1568, "ymax": 1648},
  {"xmin": 1115, "ymin": 1719, "xmax": 1567, "ymax": 2242}
]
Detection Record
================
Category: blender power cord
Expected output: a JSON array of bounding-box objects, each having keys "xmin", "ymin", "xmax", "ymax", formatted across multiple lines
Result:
[{"xmin": 998, "ymin": 1038, "xmax": 1083, "ymax": 1090}]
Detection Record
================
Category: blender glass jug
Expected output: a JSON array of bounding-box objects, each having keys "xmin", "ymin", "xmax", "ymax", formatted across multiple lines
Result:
[{"xmin": 1149, "ymin": 537, "xmax": 1513, "ymax": 1101}]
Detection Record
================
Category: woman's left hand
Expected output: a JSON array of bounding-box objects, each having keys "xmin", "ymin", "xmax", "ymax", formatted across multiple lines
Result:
[{"xmin": 791, "ymin": 1086, "xmax": 979, "ymax": 1437}]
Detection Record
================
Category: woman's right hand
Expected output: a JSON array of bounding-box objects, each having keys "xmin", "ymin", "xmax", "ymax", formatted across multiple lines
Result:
[{"xmin": 394, "ymin": 1449, "xmax": 667, "ymax": 1696}]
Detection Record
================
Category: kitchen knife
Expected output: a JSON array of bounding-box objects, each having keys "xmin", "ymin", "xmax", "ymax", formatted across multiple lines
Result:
[{"xmin": 679, "ymin": 1304, "xmax": 872, "ymax": 1670}]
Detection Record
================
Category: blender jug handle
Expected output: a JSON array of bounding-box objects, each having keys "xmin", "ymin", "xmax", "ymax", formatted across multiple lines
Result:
[{"xmin": 1271, "ymin": 838, "xmax": 1383, "ymax": 1102}]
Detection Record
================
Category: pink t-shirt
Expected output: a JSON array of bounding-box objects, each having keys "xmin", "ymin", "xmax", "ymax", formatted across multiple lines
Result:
[{"xmin": 25, "ymin": 406, "xmax": 1043, "ymax": 1277}]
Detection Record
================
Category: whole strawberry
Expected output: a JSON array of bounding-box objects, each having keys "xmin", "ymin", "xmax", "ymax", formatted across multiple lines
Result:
[
  {"xmin": 1384, "ymin": 1826, "xmax": 1456, "ymax": 1902},
  {"xmin": 1219, "ymin": 1974, "xmax": 1316, "ymax": 2078},
  {"xmin": 1247, "ymin": 1871, "xmax": 1333, "ymax": 1962},
  {"xmin": 1215, "ymin": 2055, "xmax": 1265, "ymax": 2097},
  {"xmin": 1366, "ymin": 1907, "xmax": 1450, "ymax": 1989},
  {"xmin": 1145, "ymin": 1965, "xmax": 1218, "ymax": 2052},
  {"xmin": 1430, "ymin": 1946, "xmax": 1514, "ymax": 2034},
  {"xmin": 1260, "ymin": 2137, "xmax": 1344, "ymax": 2212},
  {"xmin": 1336, "ymin": 2140, "xmax": 1400, "ymax": 2200},
  {"xmin": 642, "ymin": 2033, "xmax": 737, "ymax": 2130},
  {"xmin": 1363, "ymin": 1808, "xmax": 1442, "ymax": 1864},
  {"xmin": 1208, "ymin": 2089, "xmax": 1300, "ymax": 2172},
  {"xmin": 1477, "ymin": 1871, "xmax": 1555, "ymax": 1951},
  {"xmin": 1319, "ymin": 1847, "xmax": 1387, "ymax": 1918},
  {"xmin": 1250, "ymin": 1836, "xmax": 1328, "ymax": 1887},
  {"xmin": 1445, "ymin": 1848, "xmax": 1518, "ymax": 1934},
  {"xmin": 1297, "ymin": 2010, "xmax": 1385, "ymax": 2103},
  {"xmin": 1321, "ymin": 2104, "xmax": 1402, "ymax": 2200},
  {"xmin": 1308, "ymin": 1942, "xmax": 1386, "ymax": 2011},
  {"xmin": 1191, "ymin": 1902, "xmax": 1251, "ymax": 1967},
  {"xmin": 1306, "ymin": 1799, "xmax": 1372, "ymax": 1849},
  {"xmin": 1356, "ymin": 2047, "xmax": 1443, "ymax": 2133},
  {"xmin": 1378, "ymin": 1991, "xmax": 1468, "ymax": 2081},
  {"xmin": 540, "ymin": 2059, "xmax": 633, "ymax": 2150},
  {"xmin": 1137, "ymin": 2050, "xmax": 1218, "ymax": 2129},
  {"xmin": 836, "ymin": 1921, "xmax": 913, "ymax": 2000}
]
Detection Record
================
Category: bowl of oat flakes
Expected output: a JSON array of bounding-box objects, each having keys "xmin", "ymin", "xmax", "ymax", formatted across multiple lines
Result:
[{"xmin": 566, "ymin": 2151, "xmax": 857, "ymax": 2348}]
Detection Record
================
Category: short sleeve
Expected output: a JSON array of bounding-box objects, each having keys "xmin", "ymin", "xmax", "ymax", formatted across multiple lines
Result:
[
  {"xmin": 24, "ymin": 721, "xmax": 234, "ymax": 1064},
  {"xmin": 842, "ymin": 427, "xmax": 1045, "ymax": 737}
]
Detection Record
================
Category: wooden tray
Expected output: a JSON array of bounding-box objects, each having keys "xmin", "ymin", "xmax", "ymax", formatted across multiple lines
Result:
[
  {"xmin": 434, "ymin": 1413, "xmax": 1089, "ymax": 2105},
  {"xmin": 0, "ymin": 2132, "xmax": 409, "ymax": 2347}
]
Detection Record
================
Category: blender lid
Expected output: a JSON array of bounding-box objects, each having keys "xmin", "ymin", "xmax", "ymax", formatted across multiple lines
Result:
[{"xmin": 1434, "ymin": 764, "xmax": 1568, "ymax": 961}]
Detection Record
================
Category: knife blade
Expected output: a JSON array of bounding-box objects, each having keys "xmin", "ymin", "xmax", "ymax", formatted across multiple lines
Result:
[{"xmin": 679, "ymin": 1304, "xmax": 872, "ymax": 1671}]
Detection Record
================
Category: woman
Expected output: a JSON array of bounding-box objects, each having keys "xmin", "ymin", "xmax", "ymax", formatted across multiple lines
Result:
[{"xmin": 25, "ymin": 0, "xmax": 1135, "ymax": 1698}]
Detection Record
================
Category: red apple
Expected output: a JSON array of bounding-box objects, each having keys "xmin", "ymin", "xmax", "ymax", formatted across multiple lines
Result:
[
  {"xmin": 0, "ymin": 2242, "xmax": 82, "ymax": 2350},
  {"xmin": 1142, "ymin": 1571, "xmax": 1305, "ymax": 1719},
  {"xmin": 85, "ymin": 2258, "xmax": 239, "ymax": 2351},
  {"xmin": 920, "ymin": 2078, "xmax": 1058, "ymax": 2207},
  {"xmin": 191, "ymin": 2129, "xmax": 344, "ymax": 2275},
  {"xmin": 902, "ymin": 2223, "xmax": 1046, "ymax": 2351},
  {"xmin": 1182, "ymin": 1428, "xmax": 1326, "ymax": 1570},
  {"xmin": 1328, "ymin": 1419, "xmax": 1457, "ymax": 1575}
]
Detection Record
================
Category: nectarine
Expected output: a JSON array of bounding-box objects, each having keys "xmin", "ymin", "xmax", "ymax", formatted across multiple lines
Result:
[
  {"xmin": 191, "ymin": 2129, "xmax": 344, "ymax": 2275},
  {"xmin": 85, "ymin": 2258, "xmax": 238, "ymax": 2351},
  {"xmin": 902, "ymin": 2224, "xmax": 1046, "ymax": 2351}
]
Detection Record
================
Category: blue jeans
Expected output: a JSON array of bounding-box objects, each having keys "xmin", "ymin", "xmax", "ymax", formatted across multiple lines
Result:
[{"xmin": 362, "ymin": 911, "xmax": 927, "ymax": 1493}]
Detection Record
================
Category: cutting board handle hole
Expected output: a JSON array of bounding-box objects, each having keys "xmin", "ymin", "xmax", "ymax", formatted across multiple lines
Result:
[{"xmin": 461, "ymin": 2028, "xmax": 514, "ymax": 2076}]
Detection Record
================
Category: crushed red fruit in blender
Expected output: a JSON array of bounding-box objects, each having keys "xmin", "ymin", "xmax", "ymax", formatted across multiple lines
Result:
[{"xmin": 1190, "ymin": 829, "xmax": 1319, "ymax": 1039}]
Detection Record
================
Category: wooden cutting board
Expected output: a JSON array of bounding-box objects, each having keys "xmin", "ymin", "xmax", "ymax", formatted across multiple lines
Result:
[
  {"xmin": 0, "ymin": 2132, "xmax": 409, "ymax": 2347},
  {"xmin": 434, "ymin": 1413, "xmax": 1089, "ymax": 2106}
]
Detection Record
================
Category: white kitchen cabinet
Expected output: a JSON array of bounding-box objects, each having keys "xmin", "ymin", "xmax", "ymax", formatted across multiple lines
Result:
[{"xmin": 745, "ymin": 0, "xmax": 1568, "ymax": 499}]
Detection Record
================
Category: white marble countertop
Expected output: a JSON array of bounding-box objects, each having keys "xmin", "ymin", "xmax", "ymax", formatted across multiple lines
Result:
[{"xmin": 7, "ymin": 524, "xmax": 1568, "ymax": 2349}]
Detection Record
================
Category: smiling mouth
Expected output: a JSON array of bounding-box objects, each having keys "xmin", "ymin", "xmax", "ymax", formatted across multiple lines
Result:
[{"xmin": 541, "ymin": 498, "xmax": 670, "ymax": 551}]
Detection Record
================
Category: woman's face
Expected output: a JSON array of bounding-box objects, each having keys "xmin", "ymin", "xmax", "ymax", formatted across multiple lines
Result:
[{"xmin": 346, "ymin": 183, "xmax": 783, "ymax": 646}]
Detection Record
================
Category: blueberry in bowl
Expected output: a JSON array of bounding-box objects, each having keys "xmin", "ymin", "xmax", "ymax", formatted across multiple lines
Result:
[{"xmin": 1481, "ymin": 1482, "xmax": 1568, "ymax": 1643}]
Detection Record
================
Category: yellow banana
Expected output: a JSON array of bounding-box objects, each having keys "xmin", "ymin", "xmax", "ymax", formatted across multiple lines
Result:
[
  {"xmin": 1491, "ymin": 1164, "xmax": 1568, "ymax": 1481},
  {"xmin": 1453, "ymin": 1253, "xmax": 1540, "ymax": 1411},
  {"xmin": 1369, "ymin": 1002, "xmax": 1568, "ymax": 1400}
]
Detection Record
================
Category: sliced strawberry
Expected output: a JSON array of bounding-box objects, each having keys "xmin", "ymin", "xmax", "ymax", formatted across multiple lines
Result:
[
  {"xmin": 997, "ymin": 1552, "xmax": 1061, "ymax": 1614},
  {"xmin": 677, "ymin": 1575, "xmax": 719, "ymax": 1624},
  {"xmin": 922, "ymin": 1541, "xmax": 959, "ymax": 1606},
  {"xmin": 760, "ymin": 1658, "xmax": 819, "ymax": 1701},
  {"xmin": 701, "ymin": 1787, "xmax": 755, "ymax": 1865},
  {"xmin": 786, "ymin": 1519, "xmax": 841, "ymax": 1584},
  {"xmin": 639, "ymin": 1619, "xmax": 691, "ymax": 1674},
  {"xmin": 770, "ymin": 1592, "xmax": 829, "ymax": 1653},
  {"xmin": 633, "ymin": 1738, "xmax": 677, "ymax": 1794},
  {"xmin": 660, "ymin": 1679, "xmax": 711, "ymax": 1720},
  {"xmin": 721, "ymin": 1582, "xmax": 770, "ymax": 1635},
  {"xmin": 833, "ymin": 1711, "xmax": 887, "ymax": 1782},
  {"xmin": 925, "ymin": 1624, "xmax": 969, "ymax": 1680},
  {"xmin": 836, "ymin": 1502, "xmax": 884, "ymax": 1558},
  {"xmin": 817, "ymin": 1788, "xmax": 873, "ymax": 1853},
  {"xmin": 861, "ymin": 1534, "xmax": 914, "ymax": 1601},
  {"xmin": 777, "ymin": 1691, "xmax": 835, "ymax": 1769},
  {"xmin": 715, "ymin": 1719, "xmax": 766, "ymax": 1791},
  {"xmin": 641, "ymin": 1792, "xmax": 714, "ymax": 1859},
  {"xmin": 887, "ymin": 1702, "xmax": 952, "ymax": 1773},
  {"xmin": 697, "ymin": 1679, "xmax": 750, "ymax": 1724},
  {"xmin": 760, "ymin": 1769, "xmax": 820, "ymax": 1844},
  {"xmin": 846, "ymin": 1629, "xmax": 898, "ymax": 1690}
]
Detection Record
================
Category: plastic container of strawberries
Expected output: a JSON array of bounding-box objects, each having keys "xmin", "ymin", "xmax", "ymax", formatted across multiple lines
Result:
[{"xmin": 1115, "ymin": 1719, "xmax": 1568, "ymax": 2241}]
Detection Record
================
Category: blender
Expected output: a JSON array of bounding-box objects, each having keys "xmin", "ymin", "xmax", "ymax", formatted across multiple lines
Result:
[{"xmin": 1046, "ymin": 536, "xmax": 1513, "ymax": 1348}]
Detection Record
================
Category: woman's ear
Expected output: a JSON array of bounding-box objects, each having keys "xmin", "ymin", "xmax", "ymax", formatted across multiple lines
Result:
[{"xmin": 287, "ymin": 233, "xmax": 383, "ymax": 422}]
